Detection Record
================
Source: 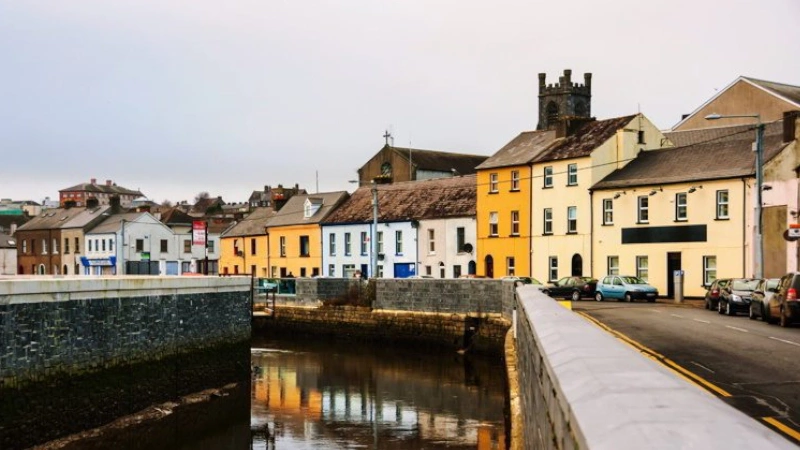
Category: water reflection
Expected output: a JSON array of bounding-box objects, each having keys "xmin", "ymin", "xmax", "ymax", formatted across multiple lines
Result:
[{"xmin": 250, "ymin": 338, "xmax": 507, "ymax": 450}]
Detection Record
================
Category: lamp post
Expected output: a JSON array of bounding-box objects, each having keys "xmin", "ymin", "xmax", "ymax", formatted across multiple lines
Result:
[{"xmin": 705, "ymin": 113, "xmax": 764, "ymax": 278}]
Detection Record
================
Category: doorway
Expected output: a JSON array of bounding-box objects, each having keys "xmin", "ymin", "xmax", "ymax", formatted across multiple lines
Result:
[
  {"xmin": 667, "ymin": 252, "xmax": 682, "ymax": 299},
  {"xmin": 484, "ymin": 255, "xmax": 494, "ymax": 278},
  {"xmin": 571, "ymin": 254, "xmax": 583, "ymax": 276}
]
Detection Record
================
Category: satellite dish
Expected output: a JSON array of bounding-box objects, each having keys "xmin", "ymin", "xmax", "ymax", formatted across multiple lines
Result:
[{"xmin": 462, "ymin": 243, "xmax": 473, "ymax": 254}]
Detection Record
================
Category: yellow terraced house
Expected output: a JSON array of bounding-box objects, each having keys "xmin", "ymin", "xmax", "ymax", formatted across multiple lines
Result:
[{"xmin": 220, "ymin": 207, "xmax": 275, "ymax": 276}]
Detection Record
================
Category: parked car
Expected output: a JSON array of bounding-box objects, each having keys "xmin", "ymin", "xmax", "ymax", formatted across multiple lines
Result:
[
  {"xmin": 703, "ymin": 278, "xmax": 731, "ymax": 311},
  {"xmin": 542, "ymin": 276, "xmax": 597, "ymax": 301},
  {"xmin": 767, "ymin": 272, "xmax": 800, "ymax": 327},
  {"xmin": 594, "ymin": 275, "xmax": 658, "ymax": 302},
  {"xmin": 502, "ymin": 276, "xmax": 543, "ymax": 286},
  {"xmin": 749, "ymin": 278, "xmax": 781, "ymax": 322},
  {"xmin": 716, "ymin": 278, "xmax": 759, "ymax": 316}
]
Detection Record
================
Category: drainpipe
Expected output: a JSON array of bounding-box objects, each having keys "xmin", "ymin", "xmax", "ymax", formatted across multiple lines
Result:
[
  {"xmin": 528, "ymin": 162, "xmax": 534, "ymax": 277},
  {"xmin": 742, "ymin": 178, "xmax": 747, "ymax": 277},
  {"xmin": 589, "ymin": 189, "xmax": 594, "ymax": 277}
]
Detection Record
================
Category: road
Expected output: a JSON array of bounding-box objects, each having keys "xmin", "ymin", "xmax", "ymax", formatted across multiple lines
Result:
[{"xmin": 572, "ymin": 299, "xmax": 800, "ymax": 445}]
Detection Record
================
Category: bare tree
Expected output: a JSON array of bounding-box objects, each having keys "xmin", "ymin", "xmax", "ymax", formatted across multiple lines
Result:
[
  {"xmin": 161, "ymin": 199, "xmax": 173, "ymax": 207},
  {"xmin": 194, "ymin": 191, "xmax": 210, "ymax": 203}
]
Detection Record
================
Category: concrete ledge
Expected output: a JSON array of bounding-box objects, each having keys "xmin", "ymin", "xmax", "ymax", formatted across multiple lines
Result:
[
  {"xmin": 515, "ymin": 285, "xmax": 796, "ymax": 449},
  {"xmin": 0, "ymin": 276, "xmax": 251, "ymax": 304}
]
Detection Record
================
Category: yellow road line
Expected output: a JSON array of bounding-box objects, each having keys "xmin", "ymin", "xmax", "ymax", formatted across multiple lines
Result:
[
  {"xmin": 762, "ymin": 417, "xmax": 800, "ymax": 443},
  {"xmin": 558, "ymin": 300, "xmax": 572, "ymax": 310}
]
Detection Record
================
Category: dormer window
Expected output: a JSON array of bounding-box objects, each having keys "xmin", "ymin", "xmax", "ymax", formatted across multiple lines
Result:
[{"xmin": 304, "ymin": 198, "xmax": 322, "ymax": 218}]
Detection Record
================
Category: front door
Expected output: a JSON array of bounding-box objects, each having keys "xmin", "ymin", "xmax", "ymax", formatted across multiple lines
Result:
[
  {"xmin": 484, "ymin": 255, "xmax": 494, "ymax": 278},
  {"xmin": 571, "ymin": 254, "xmax": 583, "ymax": 276},
  {"xmin": 667, "ymin": 252, "xmax": 682, "ymax": 299}
]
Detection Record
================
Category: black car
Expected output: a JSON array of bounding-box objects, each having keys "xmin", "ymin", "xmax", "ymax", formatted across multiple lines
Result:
[
  {"xmin": 749, "ymin": 278, "xmax": 781, "ymax": 322},
  {"xmin": 704, "ymin": 278, "xmax": 731, "ymax": 311},
  {"xmin": 542, "ymin": 276, "xmax": 597, "ymax": 301},
  {"xmin": 768, "ymin": 272, "xmax": 800, "ymax": 327},
  {"xmin": 716, "ymin": 278, "xmax": 759, "ymax": 316}
]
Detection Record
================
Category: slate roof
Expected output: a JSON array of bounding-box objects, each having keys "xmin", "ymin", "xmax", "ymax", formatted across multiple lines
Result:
[
  {"xmin": 88, "ymin": 213, "xmax": 149, "ymax": 234},
  {"xmin": 160, "ymin": 207, "xmax": 196, "ymax": 226},
  {"xmin": 61, "ymin": 205, "xmax": 112, "ymax": 229},
  {"xmin": 592, "ymin": 131, "xmax": 789, "ymax": 190},
  {"xmin": 323, "ymin": 175, "xmax": 477, "ymax": 224},
  {"xmin": 745, "ymin": 77, "xmax": 800, "ymax": 105},
  {"xmin": 0, "ymin": 215, "xmax": 30, "ymax": 234},
  {"xmin": 59, "ymin": 181, "xmax": 143, "ymax": 197},
  {"xmin": 533, "ymin": 115, "xmax": 637, "ymax": 163},
  {"xmin": 476, "ymin": 130, "xmax": 557, "ymax": 170},
  {"xmin": 265, "ymin": 192, "xmax": 349, "ymax": 228},
  {"xmin": 17, "ymin": 207, "xmax": 98, "ymax": 231},
  {"xmin": 665, "ymin": 120, "xmax": 784, "ymax": 148},
  {"xmin": 388, "ymin": 146, "xmax": 489, "ymax": 175},
  {"xmin": 220, "ymin": 207, "xmax": 277, "ymax": 238},
  {"xmin": 0, "ymin": 233, "xmax": 16, "ymax": 249}
]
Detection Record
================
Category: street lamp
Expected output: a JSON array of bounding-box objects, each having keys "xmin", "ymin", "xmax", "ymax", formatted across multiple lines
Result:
[{"xmin": 705, "ymin": 113, "xmax": 764, "ymax": 278}]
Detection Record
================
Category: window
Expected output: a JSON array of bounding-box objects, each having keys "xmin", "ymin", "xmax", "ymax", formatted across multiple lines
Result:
[
  {"xmin": 207, "ymin": 240, "xmax": 215, "ymax": 253},
  {"xmin": 425, "ymin": 265, "xmax": 432, "ymax": 276},
  {"xmin": 136, "ymin": 239, "xmax": 144, "ymax": 252},
  {"xmin": 489, "ymin": 212, "xmax": 498, "ymax": 236},
  {"xmin": 160, "ymin": 239, "xmax": 168, "ymax": 253},
  {"xmin": 510, "ymin": 211, "xmax": 520, "ymax": 236},
  {"xmin": 377, "ymin": 265, "xmax": 384, "ymax": 277},
  {"xmin": 88, "ymin": 240, "xmax": 93, "ymax": 252},
  {"xmin": 109, "ymin": 239, "xmax": 113, "ymax": 252},
  {"xmin": 23, "ymin": 240, "xmax": 27, "ymax": 253},
  {"xmin": 428, "ymin": 229, "xmax": 435, "ymax": 253},
  {"xmin": 64, "ymin": 238, "xmax": 70, "ymax": 254},
  {"xmin": 675, "ymin": 193, "xmax": 687, "ymax": 221},
  {"xmin": 299, "ymin": 236, "xmax": 310, "ymax": 257},
  {"xmin": 42, "ymin": 239, "xmax": 48, "ymax": 254},
  {"xmin": 636, "ymin": 256, "xmax": 649, "ymax": 281},
  {"xmin": 344, "ymin": 233, "xmax": 351, "ymax": 256},
  {"xmin": 74, "ymin": 237, "xmax": 80, "ymax": 254},
  {"xmin": 506, "ymin": 257, "xmax": 515, "ymax": 276},
  {"xmin": 328, "ymin": 264, "xmax": 335, "ymax": 277},
  {"xmin": 567, "ymin": 206, "xmax": 577, "ymax": 233},
  {"xmin": 716, "ymin": 190, "xmax": 729, "ymax": 219},
  {"xmin": 360, "ymin": 232, "xmax": 368, "ymax": 255},
  {"xmin": 184, "ymin": 239, "xmax": 191, "ymax": 253},
  {"xmin": 607, "ymin": 256, "xmax": 619, "ymax": 276},
  {"xmin": 567, "ymin": 163, "xmax": 578, "ymax": 186},
  {"xmin": 489, "ymin": 173, "xmax": 499, "ymax": 193},
  {"xmin": 603, "ymin": 199, "xmax": 613, "ymax": 225},
  {"xmin": 453, "ymin": 265, "xmax": 462, "ymax": 278},
  {"xmin": 456, "ymin": 227, "xmax": 465, "ymax": 252},
  {"xmin": 279, "ymin": 236, "xmax": 286, "ymax": 257},
  {"xmin": 101, "ymin": 239, "xmax": 105, "ymax": 252},
  {"xmin": 638, "ymin": 130, "xmax": 645, "ymax": 144},
  {"xmin": 329, "ymin": 233, "xmax": 336, "ymax": 256},
  {"xmin": 510, "ymin": 170, "xmax": 520, "ymax": 191},
  {"xmin": 543, "ymin": 166, "xmax": 553, "ymax": 188},
  {"xmin": 703, "ymin": 256, "xmax": 717, "ymax": 286},
  {"xmin": 543, "ymin": 208, "xmax": 553, "ymax": 235},
  {"xmin": 395, "ymin": 230, "xmax": 403, "ymax": 254},
  {"xmin": 637, "ymin": 196, "xmax": 649, "ymax": 223},
  {"xmin": 52, "ymin": 238, "xmax": 58, "ymax": 254},
  {"xmin": 377, "ymin": 231, "xmax": 384, "ymax": 254},
  {"xmin": 548, "ymin": 256, "xmax": 558, "ymax": 281},
  {"xmin": 250, "ymin": 238, "xmax": 257, "ymax": 255}
]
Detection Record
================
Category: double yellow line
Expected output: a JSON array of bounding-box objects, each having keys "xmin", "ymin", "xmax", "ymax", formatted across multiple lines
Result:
[{"xmin": 576, "ymin": 310, "xmax": 800, "ymax": 444}]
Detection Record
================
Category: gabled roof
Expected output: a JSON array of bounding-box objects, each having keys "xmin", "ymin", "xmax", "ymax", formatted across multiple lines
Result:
[
  {"xmin": 671, "ymin": 76, "xmax": 800, "ymax": 130},
  {"xmin": 476, "ymin": 130, "xmax": 557, "ymax": 170},
  {"xmin": 533, "ymin": 115, "xmax": 637, "ymax": 163},
  {"xmin": 59, "ymin": 181, "xmax": 143, "ymax": 197},
  {"xmin": 160, "ymin": 207, "xmax": 195, "ymax": 226},
  {"xmin": 323, "ymin": 175, "xmax": 476, "ymax": 224},
  {"xmin": 665, "ymin": 120, "xmax": 783, "ymax": 148},
  {"xmin": 221, "ymin": 207, "xmax": 277, "ymax": 238},
  {"xmin": 87, "ymin": 212, "xmax": 150, "ymax": 234},
  {"xmin": 62, "ymin": 205, "xmax": 112, "ymax": 229},
  {"xmin": 17, "ymin": 207, "xmax": 96, "ymax": 231},
  {"xmin": 592, "ymin": 126, "xmax": 789, "ymax": 190},
  {"xmin": 387, "ymin": 145, "xmax": 489, "ymax": 175},
  {"xmin": 265, "ymin": 191, "xmax": 349, "ymax": 228}
]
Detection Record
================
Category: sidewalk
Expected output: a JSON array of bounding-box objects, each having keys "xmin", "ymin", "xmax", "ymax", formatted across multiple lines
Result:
[{"xmin": 657, "ymin": 298, "xmax": 704, "ymax": 309}]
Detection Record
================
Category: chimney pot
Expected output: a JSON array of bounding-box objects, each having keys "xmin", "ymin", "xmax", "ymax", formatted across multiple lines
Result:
[
  {"xmin": 106, "ymin": 179, "xmax": 112, "ymax": 186},
  {"xmin": 91, "ymin": 178, "xmax": 97, "ymax": 185}
]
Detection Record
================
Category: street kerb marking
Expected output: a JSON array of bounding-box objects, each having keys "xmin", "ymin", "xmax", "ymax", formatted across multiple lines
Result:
[
  {"xmin": 693, "ymin": 319, "xmax": 711, "ymax": 324},
  {"xmin": 762, "ymin": 417, "xmax": 800, "ymax": 443},
  {"xmin": 725, "ymin": 325, "xmax": 749, "ymax": 333},
  {"xmin": 577, "ymin": 311, "xmax": 731, "ymax": 397},
  {"xmin": 768, "ymin": 336, "xmax": 800, "ymax": 347},
  {"xmin": 670, "ymin": 314, "xmax": 684, "ymax": 318}
]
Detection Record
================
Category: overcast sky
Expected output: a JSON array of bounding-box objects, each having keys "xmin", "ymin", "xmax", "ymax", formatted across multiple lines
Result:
[{"xmin": 2, "ymin": 0, "xmax": 799, "ymax": 205}]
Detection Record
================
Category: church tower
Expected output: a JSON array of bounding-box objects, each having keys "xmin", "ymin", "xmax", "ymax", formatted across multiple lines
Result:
[{"xmin": 537, "ymin": 69, "xmax": 592, "ymax": 130}]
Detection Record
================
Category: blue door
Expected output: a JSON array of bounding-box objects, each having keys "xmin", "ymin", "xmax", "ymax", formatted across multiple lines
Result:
[
  {"xmin": 393, "ymin": 263, "xmax": 416, "ymax": 278},
  {"xmin": 166, "ymin": 261, "xmax": 179, "ymax": 275}
]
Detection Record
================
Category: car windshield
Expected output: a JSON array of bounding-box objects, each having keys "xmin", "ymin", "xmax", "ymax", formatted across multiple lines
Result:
[
  {"xmin": 766, "ymin": 279, "xmax": 780, "ymax": 290},
  {"xmin": 620, "ymin": 276, "xmax": 645, "ymax": 284},
  {"xmin": 731, "ymin": 279, "xmax": 759, "ymax": 291}
]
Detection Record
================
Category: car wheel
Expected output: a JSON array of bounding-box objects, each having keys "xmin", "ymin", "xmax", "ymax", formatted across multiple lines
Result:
[
  {"xmin": 595, "ymin": 292, "xmax": 603, "ymax": 302},
  {"xmin": 624, "ymin": 292, "xmax": 633, "ymax": 303},
  {"xmin": 780, "ymin": 307, "xmax": 790, "ymax": 328},
  {"xmin": 748, "ymin": 305, "xmax": 757, "ymax": 320},
  {"xmin": 717, "ymin": 300, "xmax": 725, "ymax": 315},
  {"xmin": 725, "ymin": 301, "xmax": 734, "ymax": 316},
  {"xmin": 571, "ymin": 291, "xmax": 581, "ymax": 302},
  {"xmin": 705, "ymin": 299, "xmax": 710, "ymax": 310},
  {"xmin": 765, "ymin": 307, "xmax": 776, "ymax": 324}
]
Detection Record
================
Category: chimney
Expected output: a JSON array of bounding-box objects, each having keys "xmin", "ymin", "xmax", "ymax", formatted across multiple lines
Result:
[
  {"xmin": 584, "ymin": 72, "xmax": 592, "ymax": 89},
  {"xmin": 90, "ymin": 178, "xmax": 97, "ymax": 185},
  {"xmin": 10, "ymin": 223, "xmax": 17, "ymax": 236},
  {"xmin": 110, "ymin": 195, "xmax": 121, "ymax": 212},
  {"xmin": 538, "ymin": 72, "xmax": 546, "ymax": 93},
  {"xmin": 86, "ymin": 197, "xmax": 99, "ymax": 208},
  {"xmin": 106, "ymin": 179, "xmax": 112, "ymax": 186},
  {"xmin": 783, "ymin": 110, "xmax": 800, "ymax": 143},
  {"xmin": 555, "ymin": 116, "xmax": 595, "ymax": 138}
]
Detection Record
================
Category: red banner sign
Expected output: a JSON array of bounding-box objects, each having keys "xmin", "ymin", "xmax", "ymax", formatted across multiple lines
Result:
[{"xmin": 192, "ymin": 220, "xmax": 207, "ymax": 246}]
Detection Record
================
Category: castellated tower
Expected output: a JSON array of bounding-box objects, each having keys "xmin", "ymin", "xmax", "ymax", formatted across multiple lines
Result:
[{"xmin": 537, "ymin": 69, "xmax": 592, "ymax": 130}]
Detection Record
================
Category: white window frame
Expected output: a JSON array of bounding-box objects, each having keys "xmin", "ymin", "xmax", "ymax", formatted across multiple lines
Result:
[
  {"xmin": 567, "ymin": 163, "xmax": 578, "ymax": 186},
  {"xmin": 428, "ymin": 229, "xmax": 435, "ymax": 254},
  {"xmin": 543, "ymin": 166, "xmax": 553, "ymax": 188},
  {"xmin": 328, "ymin": 264, "xmax": 335, "ymax": 277},
  {"xmin": 675, "ymin": 192, "xmax": 687, "ymax": 221},
  {"xmin": 510, "ymin": 170, "xmax": 520, "ymax": 191},
  {"xmin": 716, "ymin": 190, "xmax": 729, "ymax": 219},
  {"xmin": 279, "ymin": 236, "xmax": 286, "ymax": 257},
  {"xmin": 489, "ymin": 212, "xmax": 499, "ymax": 237},
  {"xmin": 548, "ymin": 256, "xmax": 558, "ymax": 281},
  {"xmin": 603, "ymin": 199, "xmax": 613, "ymax": 225},
  {"xmin": 506, "ymin": 257, "xmax": 515, "ymax": 276},
  {"xmin": 329, "ymin": 233, "xmax": 336, "ymax": 256},
  {"xmin": 489, "ymin": 173, "xmax": 499, "ymax": 193},
  {"xmin": 344, "ymin": 232, "xmax": 351, "ymax": 256},
  {"xmin": 636, "ymin": 255, "xmax": 649, "ymax": 281},
  {"xmin": 637, "ymin": 196, "xmax": 649, "ymax": 223},
  {"xmin": 607, "ymin": 256, "xmax": 619, "ymax": 276},
  {"xmin": 395, "ymin": 230, "xmax": 403, "ymax": 255},
  {"xmin": 567, "ymin": 206, "xmax": 577, "ymax": 233},
  {"xmin": 360, "ymin": 231, "xmax": 368, "ymax": 256},
  {"xmin": 510, "ymin": 211, "xmax": 520, "ymax": 236},
  {"xmin": 543, "ymin": 208, "xmax": 553, "ymax": 235},
  {"xmin": 377, "ymin": 231, "xmax": 384, "ymax": 254},
  {"xmin": 703, "ymin": 255, "xmax": 717, "ymax": 286}
]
